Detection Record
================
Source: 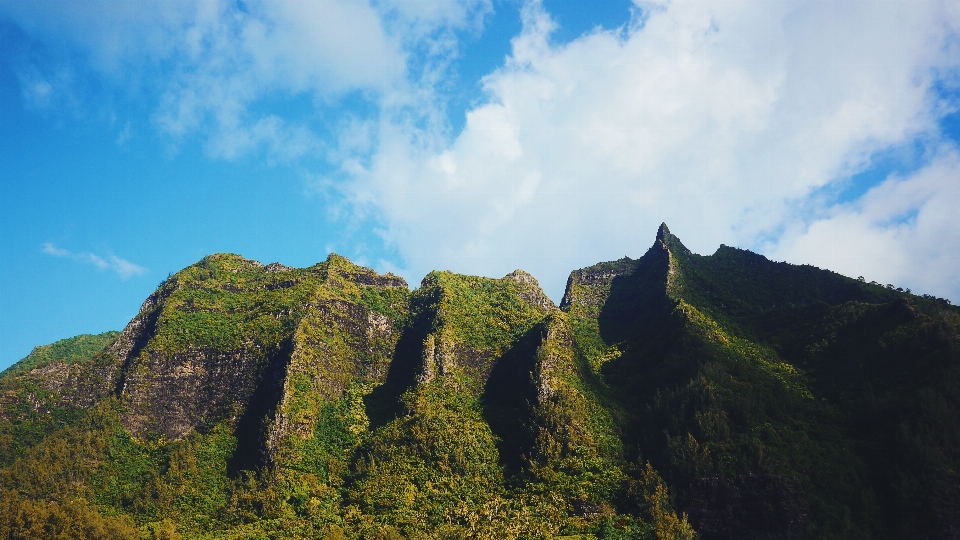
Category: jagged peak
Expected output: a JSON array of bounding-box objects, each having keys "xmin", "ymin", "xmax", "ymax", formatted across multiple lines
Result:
[
  {"xmin": 653, "ymin": 222, "xmax": 691, "ymax": 255},
  {"xmin": 323, "ymin": 252, "xmax": 408, "ymax": 289},
  {"xmin": 264, "ymin": 262, "xmax": 294, "ymax": 273},
  {"xmin": 324, "ymin": 252, "xmax": 354, "ymax": 267},
  {"xmin": 559, "ymin": 257, "xmax": 640, "ymax": 311},
  {"xmin": 417, "ymin": 269, "xmax": 554, "ymax": 311},
  {"xmin": 196, "ymin": 252, "xmax": 266, "ymax": 273},
  {"xmin": 504, "ymin": 269, "xmax": 537, "ymax": 285},
  {"xmin": 657, "ymin": 222, "xmax": 671, "ymax": 241},
  {"xmin": 202, "ymin": 252, "xmax": 254, "ymax": 262},
  {"xmin": 505, "ymin": 269, "xmax": 557, "ymax": 311}
]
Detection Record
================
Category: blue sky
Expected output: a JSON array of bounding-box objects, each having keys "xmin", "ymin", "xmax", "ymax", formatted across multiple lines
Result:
[{"xmin": 1, "ymin": 0, "xmax": 959, "ymax": 370}]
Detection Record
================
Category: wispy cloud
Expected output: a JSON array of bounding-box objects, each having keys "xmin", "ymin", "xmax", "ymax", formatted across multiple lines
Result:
[
  {"xmin": 40, "ymin": 243, "xmax": 70, "ymax": 257},
  {"xmin": 115, "ymin": 121, "xmax": 132, "ymax": 145},
  {"xmin": 1, "ymin": 0, "xmax": 490, "ymax": 161},
  {"xmin": 42, "ymin": 243, "xmax": 147, "ymax": 279}
]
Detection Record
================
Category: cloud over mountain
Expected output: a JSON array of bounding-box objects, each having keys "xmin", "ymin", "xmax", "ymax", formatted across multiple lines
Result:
[
  {"xmin": 42, "ymin": 243, "xmax": 146, "ymax": 279},
  {"xmin": 332, "ymin": 0, "xmax": 960, "ymax": 301},
  {"xmin": 2, "ymin": 0, "xmax": 958, "ymax": 307}
]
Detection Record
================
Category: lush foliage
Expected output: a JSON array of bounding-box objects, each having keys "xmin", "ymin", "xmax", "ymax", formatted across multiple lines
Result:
[
  {"xmin": 579, "ymin": 228, "xmax": 960, "ymax": 539},
  {"xmin": 0, "ymin": 332, "xmax": 119, "ymax": 467},
  {"xmin": 4, "ymin": 231, "xmax": 957, "ymax": 539},
  {"xmin": 0, "ymin": 332, "xmax": 119, "ymax": 379}
]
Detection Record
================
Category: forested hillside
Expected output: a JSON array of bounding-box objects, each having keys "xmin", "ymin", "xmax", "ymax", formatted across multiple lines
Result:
[{"xmin": 2, "ymin": 225, "xmax": 957, "ymax": 539}]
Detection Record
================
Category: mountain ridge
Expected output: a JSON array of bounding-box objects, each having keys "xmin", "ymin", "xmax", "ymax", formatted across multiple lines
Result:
[{"xmin": 2, "ymin": 226, "xmax": 958, "ymax": 539}]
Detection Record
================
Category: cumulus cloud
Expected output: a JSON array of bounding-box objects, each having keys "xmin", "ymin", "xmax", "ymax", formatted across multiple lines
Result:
[
  {"xmin": 338, "ymin": 0, "xmax": 960, "ymax": 300},
  {"xmin": 771, "ymin": 147, "xmax": 960, "ymax": 301},
  {"xmin": 42, "ymin": 243, "xmax": 147, "ymax": 279},
  {"xmin": 7, "ymin": 0, "xmax": 960, "ymax": 302}
]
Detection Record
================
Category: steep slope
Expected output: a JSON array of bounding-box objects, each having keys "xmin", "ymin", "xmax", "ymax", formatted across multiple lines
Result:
[
  {"xmin": 1, "ymin": 254, "xmax": 697, "ymax": 539},
  {"xmin": 346, "ymin": 269, "xmax": 621, "ymax": 536},
  {"xmin": 563, "ymin": 223, "xmax": 960, "ymax": 540},
  {"xmin": 0, "ymin": 253, "xmax": 415, "ymax": 538},
  {"xmin": 0, "ymin": 332, "xmax": 120, "ymax": 466},
  {"xmin": 112, "ymin": 253, "xmax": 407, "ymax": 446},
  {"xmin": 342, "ymin": 268, "xmax": 692, "ymax": 538}
]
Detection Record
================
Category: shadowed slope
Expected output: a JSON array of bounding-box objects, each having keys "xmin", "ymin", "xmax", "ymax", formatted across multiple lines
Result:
[{"xmin": 562, "ymin": 223, "xmax": 960, "ymax": 540}]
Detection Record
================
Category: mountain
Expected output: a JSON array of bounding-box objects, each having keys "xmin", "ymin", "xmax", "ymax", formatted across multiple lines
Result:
[{"xmin": 1, "ymin": 226, "xmax": 958, "ymax": 539}]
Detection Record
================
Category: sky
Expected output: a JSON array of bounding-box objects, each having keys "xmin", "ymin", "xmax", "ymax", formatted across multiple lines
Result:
[{"xmin": 1, "ymin": 0, "xmax": 959, "ymax": 370}]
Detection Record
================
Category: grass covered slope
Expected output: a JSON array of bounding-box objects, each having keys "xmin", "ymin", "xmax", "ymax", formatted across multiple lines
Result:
[
  {"xmin": 0, "ymin": 254, "xmax": 415, "ymax": 538},
  {"xmin": 347, "ymin": 269, "xmax": 632, "ymax": 537},
  {"xmin": 1, "ymin": 332, "xmax": 120, "ymax": 379},
  {"xmin": 0, "ymin": 331, "xmax": 120, "ymax": 467},
  {"xmin": 563, "ymin": 223, "xmax": 960, "ymax": 539},
  {"xmin": 113, "ymin": 253, "xmax": 408, "ymax": 447}
]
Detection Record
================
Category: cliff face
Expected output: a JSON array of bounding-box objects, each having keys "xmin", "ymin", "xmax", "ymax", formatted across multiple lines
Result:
[
  {"xmin": 0, "ymin": 332, "xmax": 122, "ymax": 411},
  {"xmin": 2, "ymin": 226, "xmax": 959, "ymax": 540},
  {"xmin": 108, "ymin": 252, "xmax": 411, "ymax": 478},
  {"xmin": 410, "ymin": 269, "xmax": 555, "ymax": 388}
]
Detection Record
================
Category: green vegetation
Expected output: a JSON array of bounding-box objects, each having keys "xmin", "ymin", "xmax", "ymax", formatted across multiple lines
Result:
[
  {"xmin": 0, "ymin": 332, "xmax": 119, "ymax": 379},
  {"xmin": 415, "ymin": 270, "xmax": 552, "ymax": 359},
  {"xmin": 574, "ymin": 225, "xmax": 960, "ymax": 539},
  {"xmin": 0, "ymin": 332, "xmax": 121, "ymax": 467},
  {"xmin": 2, "ymin": 228, "xmax": 958, "ymax": 539}
]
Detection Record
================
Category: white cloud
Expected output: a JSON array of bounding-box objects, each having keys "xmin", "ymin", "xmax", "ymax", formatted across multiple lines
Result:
[
  {"xmin": 771, "ymin": 146, "xmax": 960, "ymax": 300},
  {"xmin": 149, "ymin": 0, "xmax": 406, "ymax": 160},
  {"xmin": 1, "ymin": 0, "xmax": 494, "ymax": 162},
  {"xmin": 7, "ymin": 0, "xmax": 960, "ymax": 302},
  {"xmin": 2, "ymin": 0, "xmax": 408, "ymax": 160},
  {"xmin": 105, "ymin": 255, "xmax": 149, "ymax": 280},
  {"xmin": 338, "ymin": 0, "xmax": 960, "ymax": 301},
  {"xmin": 41, "ymin": 243, "xmax": 147, "ymax": 279},
  {"xmin": 41, "ymin": 242, "xmax": 70, "ymax": 257}
]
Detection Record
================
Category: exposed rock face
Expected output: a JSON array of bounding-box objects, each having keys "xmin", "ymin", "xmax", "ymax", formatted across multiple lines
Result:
[
  {"xmin": 0, "ymin": 332, "xmax": 123, "ymax": 415},
  {"xmin": 531, "ymin": 313, "xmax": 574, "ymax": 405},
  {"xmin": 409, "ymin": 269, "xmax": 556, "ymax": 389},
  {"xmin": 0, "ymin": 362, "xmax": 105, "ymax": 421},
  {"xmin": 417, "ymin": 333, "xmax": 440, "ymax": 384},
  {"xmin": 0, "ymin": 331, "xmax": 122, "ymax": 466},
  {"xmin": 119, "ymin": 345, "xmax": 270, "ymax": 440},
  {"xmin": 109, "ymin": 252, "xmax": 410, "ymax": 447},
  {"xmin": 560, "ymin": 257, "xmax": 638, "ymax": 311},
  {"xmin": 269, "ymin": 293, "xmax": 404, "ymax": 451},
  {"xmin": 22, "ymin": 361, "xmax": 110, "ymax": 410},
  {"xmin": 108, "ymin": 282, "xmax": 173, "ymax": 371},
  {"xmin": 506, "ymin": 269, "xmax": 557, "ymax": 312},
  {"xmin": 417, "ymin": 329, "xmax": 485, "ymax": 385},
  {"xmin": 264, "ymin": 262, "xmax": 293, "ymax": 273}
]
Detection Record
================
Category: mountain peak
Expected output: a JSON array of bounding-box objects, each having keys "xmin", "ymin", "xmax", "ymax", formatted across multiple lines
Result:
[
  {"xmin": 653, "ymin": 222, "xmax": 690, "ymax": 255},
  {"xmin": 657, "ymin": 222, "xmax": 671, "ymax": 241}
]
